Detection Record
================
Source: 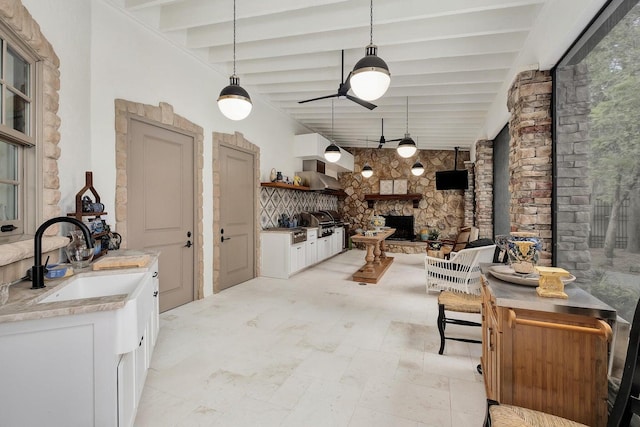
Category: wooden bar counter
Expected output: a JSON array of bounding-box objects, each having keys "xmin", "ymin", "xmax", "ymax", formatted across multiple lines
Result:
[
  {"xmin": 480, "ymin": 265, "xmax": 616, "ymax": 427},
  {"xmin": 350, "ymin": 228, "xmax": 395, "ymax": 284}
]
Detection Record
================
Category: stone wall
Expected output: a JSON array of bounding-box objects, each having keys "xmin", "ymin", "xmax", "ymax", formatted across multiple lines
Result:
[
  {"xmin": 0, "ymin": 0, "xmax": 65, "ymax": 285},
  {"xmin": 338, "ymin": 148, "xmax": 469, "ymax": 242},
  {"xmin": 555, "ymin": 63, "xmax": 592, "ymax": 277},
  {"xmin": 474, "ymin": 140, "xmax": 494, "ymax": 239},
  {"xmin": 507, "ymin": 70, "xmax": 553, "ymax": 266}
]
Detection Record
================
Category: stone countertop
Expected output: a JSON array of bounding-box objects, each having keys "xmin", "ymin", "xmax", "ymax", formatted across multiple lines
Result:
[
  {"xmin": 481, "ymin": 263, "xmax": 616, "ymax": 321},
  {"xmin": 0, "ymin": 250, "xmax": 159, "ymax": 324}
]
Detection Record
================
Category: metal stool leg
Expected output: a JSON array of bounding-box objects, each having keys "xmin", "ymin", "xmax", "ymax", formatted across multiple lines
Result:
[{"xmin": 437, "ymin": 303, "xmax": 446, "ymax": 355}]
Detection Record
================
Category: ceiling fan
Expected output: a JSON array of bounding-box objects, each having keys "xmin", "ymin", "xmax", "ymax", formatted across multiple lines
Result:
[
  {"xmin": 359, "ymin": 118, "xmax": 402, "ymax": 148},
  {"xmin": 298, "ymin": 50, "xmax": 377, "ymax": 110}
]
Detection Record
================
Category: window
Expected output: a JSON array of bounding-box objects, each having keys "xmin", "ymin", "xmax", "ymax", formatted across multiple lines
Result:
[
  {"xmin": 555, "ymin": 0, "xmax": 640, "ymax": 322},
  {"xmin": 0, "ymin": 24, "xmax": 37, "ymax": 240}
]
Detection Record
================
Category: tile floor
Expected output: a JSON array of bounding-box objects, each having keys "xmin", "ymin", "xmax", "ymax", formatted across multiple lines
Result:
[{"xmin": 135, "ymin": 249, "xmax": 487, "ymax": 426}]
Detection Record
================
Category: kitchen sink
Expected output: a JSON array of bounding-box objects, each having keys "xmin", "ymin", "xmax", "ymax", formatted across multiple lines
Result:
[
  {"xmin": 36, "ymin": 271, "xmax": 155, "ymax": 353},
  {"xmin": 37, "ymin": 273, "xmax": 147, "ymax": 303}
]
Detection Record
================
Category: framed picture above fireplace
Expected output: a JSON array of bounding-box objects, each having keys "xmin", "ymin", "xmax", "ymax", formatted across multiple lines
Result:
[
  {"xmin": 380, "ymin": 180, "xmax": 393, "ymax": 195},
  {"xmin": 393, "ymin": 179, "xmax": 407, "ymax": 194}
]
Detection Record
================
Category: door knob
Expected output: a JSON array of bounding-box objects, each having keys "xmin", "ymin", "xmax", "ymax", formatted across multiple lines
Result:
[
  {"xmin": 184, "ymin": 240, "xmax": 192, "ymax": 248},
  {"xmin": 221, "ymin": 236, "xmax": 231, "ymax": 242}
]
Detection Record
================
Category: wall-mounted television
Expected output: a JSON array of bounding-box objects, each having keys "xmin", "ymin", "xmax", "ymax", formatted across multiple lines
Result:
[{"xmin": 435, "ymin": 169, "xmax": 468, "ymax": 190}]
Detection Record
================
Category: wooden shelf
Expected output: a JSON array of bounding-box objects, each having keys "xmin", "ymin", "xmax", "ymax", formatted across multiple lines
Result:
[
  {"xmin": 261, "ymin": 182, "xmax": 310, "ymax": 191},
  {"xmin": 364, "ymin": 193, "xmax": 422, "ymax": 208}
]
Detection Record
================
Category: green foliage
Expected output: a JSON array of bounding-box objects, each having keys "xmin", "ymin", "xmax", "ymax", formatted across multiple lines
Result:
[
  {"xmin": 590, "ymin": 269, "xmax": 640, "ymax": 322},
  {"xmin": 586, "ymin": 6, "xmax": 640, "ymax": 201}
]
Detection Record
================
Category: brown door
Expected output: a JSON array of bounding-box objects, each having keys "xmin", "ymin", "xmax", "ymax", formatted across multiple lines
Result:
[
  {"xmin": 219, "ymin": 145, "xmax": 255, "ymax": 290},
  {"xmin": 128, "ymin": 118, "xmax": 195, "ymax": 312}
]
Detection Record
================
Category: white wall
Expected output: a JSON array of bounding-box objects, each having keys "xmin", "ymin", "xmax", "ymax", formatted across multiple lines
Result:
[{"xmin": 20, "ymin": 0, "xmax": 309, "ymax": 296}]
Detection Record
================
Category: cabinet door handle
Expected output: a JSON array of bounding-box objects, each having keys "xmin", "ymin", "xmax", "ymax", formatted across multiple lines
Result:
[{"xmin": 507, "ymin": 309, "xmax": 612, "ymax": 341}]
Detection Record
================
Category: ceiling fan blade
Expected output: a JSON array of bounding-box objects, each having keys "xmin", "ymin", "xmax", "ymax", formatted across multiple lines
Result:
[
  {"xmin": 346, "ymin": 94, "xmax": 377, "ymax": 110},
  {"xmin": 343, "ymin": 71, "xmax": 353, "ymax": 92},
  {"xmin": 386, "ymin": 138, "xmax": 403, "ymax": 142},
  {"xmin": 298, "ymin": 93, "xmax": 338, "ymax": 104}
]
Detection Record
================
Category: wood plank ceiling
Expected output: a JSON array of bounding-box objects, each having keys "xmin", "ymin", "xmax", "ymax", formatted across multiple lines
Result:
[{"xmin": 115, "ymin": 0, "xmax": 605, "ymax": 151}]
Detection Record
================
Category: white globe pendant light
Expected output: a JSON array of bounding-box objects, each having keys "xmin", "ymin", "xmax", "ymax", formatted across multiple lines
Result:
[
  {"xmin": 361, "ymin": 137, "xmax": 374, "ymax": 177},
  {"xmin": 397, "ymin": 97, "xmax": 416, "ymax": 158},
  {"xmin": 324, "ymin": 100, "xmax": 341, "ymax": 163},
  {"xmin": 350, "ymin": 0, "xmax": 390, "ymax": 101},
  {"xmin": 411, "ymin": 161, "xmax": 424, "ymax": 176},
  {"xmin": 218, "ymin": 0, "xmax": 252, "ymax": 121}
]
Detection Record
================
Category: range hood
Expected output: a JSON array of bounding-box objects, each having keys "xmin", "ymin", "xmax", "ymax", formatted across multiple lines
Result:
[{"xmin": 297, "ymin": 160, "xmax": 342, "ymax": 191}]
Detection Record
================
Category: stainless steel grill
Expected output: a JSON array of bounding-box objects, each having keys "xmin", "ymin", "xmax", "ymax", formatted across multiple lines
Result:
[{"xmin": 300, "ymin": 211, "xmax": 334, "ymax": 237}]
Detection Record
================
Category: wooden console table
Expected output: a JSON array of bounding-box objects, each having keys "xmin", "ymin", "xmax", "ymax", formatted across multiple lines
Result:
[
  {"xmin": 481, "ymin": 268, "xmax": 616, "ymax": 426},
  {"xmin": 350, "ymin": 228, "xmax": 395, "ymax": 284}
]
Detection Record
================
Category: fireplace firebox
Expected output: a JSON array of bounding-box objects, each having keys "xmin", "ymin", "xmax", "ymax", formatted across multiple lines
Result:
[{"xmin": 382, "ymin": 215, "xmax": 415, "ymax": 241}]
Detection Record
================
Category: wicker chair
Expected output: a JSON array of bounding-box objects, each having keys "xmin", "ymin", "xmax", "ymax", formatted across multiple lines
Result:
[
  {"xmin": 426, "ymin": 245, "xmax": 496, "ymax": 355},
  {"xmin": 425, "ymin": 245, "xmax": 497, "ymax": 295},
  {"xmin": 440, "ymin": 226, "xmax": 479, "ymax": 259}
]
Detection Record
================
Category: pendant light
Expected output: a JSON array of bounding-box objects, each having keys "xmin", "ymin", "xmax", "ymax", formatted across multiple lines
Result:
[
  {"xmin": 397, "ymin": 97, "xmax": 416, "ymax": 158},
  {"xmin": 217, "ymin": 0, "xmax": 252, "ymax": 121},
  {"xmin": 361, "ymin": 137, "xmax": 374, "ymax": 178},
  {"xmin": 350, "ymin": 0, "xmax": 390, "ymax": 101},
  {"xmin": 324, "ymin": 100, "xmax": 341, "ymax": 163}
]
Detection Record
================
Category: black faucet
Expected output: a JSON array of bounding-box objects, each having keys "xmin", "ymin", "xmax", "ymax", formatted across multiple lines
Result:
[{"xmin": 31, "ymin": 217, "xmax": 93, "ymax": 289}]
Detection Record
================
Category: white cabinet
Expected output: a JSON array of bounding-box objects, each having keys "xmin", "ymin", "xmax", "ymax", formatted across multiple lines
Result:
[
  {"xmin": 118, "ymin": 264, "xmax": 159, "ymax": 427},
  {"xmin": 261, "ymin": 232, "xmax": 292, "ymax": 279},
  {"xmin": 0, "ymin": 261, "xmax": 160, "ymax": 427},
  {"xmin": 290, "ymin": 242, "xmax": 306, "ymax": 274},
  {"xmin": 332, "ymin": 227, "xmax": 344, "ymax": 255},
  {"xmin": 317, "ymin": 236, "xmax": 332, "ymax": 261},
  {"xmin": 305, "ymin": 228, "xmax": 318, "ymax": 267}
]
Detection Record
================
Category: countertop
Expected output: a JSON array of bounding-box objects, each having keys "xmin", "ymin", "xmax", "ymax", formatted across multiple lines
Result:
[
  {"xmin": 481, "ymin": 263, "xmax": 616, "ymax": 321},
  {"xmin": 0, "ymin": 250, "xmax": 159, "ymax": 324}
]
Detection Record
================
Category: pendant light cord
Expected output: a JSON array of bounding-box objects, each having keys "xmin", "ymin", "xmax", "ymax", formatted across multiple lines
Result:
[
  {"xmin": 331, "ymin": 99, "xmax": 335, "ymax": 142},
  {"xmin": 233, "ymin": 0, "xmax": 237, "ymax": 75},
  {"xmin": 369, "ymin": 0, "xmax": 373, "ymax": 45},
  {"xmin": 405, "ymin": 97, "xmax": 409, "ymax": 133}
]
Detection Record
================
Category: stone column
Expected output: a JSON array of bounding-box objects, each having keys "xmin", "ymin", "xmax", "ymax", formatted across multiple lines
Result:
[
  {"xmin": 474, "ymin": 140, "xmax": 494, "ymax": 239},
  {"xmin": 507, "ymin": 70, "xmax": 553, "ymax": 265},
  {"xmin": 464, "ymin": 161, "xmax": 475, "ymax": 228},
  {"xmin": 555, "ymin": 63, "xmax": 592, "ymax": 278}
]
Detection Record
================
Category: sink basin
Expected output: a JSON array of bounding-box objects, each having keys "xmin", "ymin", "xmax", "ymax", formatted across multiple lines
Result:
[
  {"xmin": 37, "ymin": 271, "xmax": 156, "ymax": 354},
  {"xmin": 38, "ymin": 273, "xmax": 147, "ymax": 303}
]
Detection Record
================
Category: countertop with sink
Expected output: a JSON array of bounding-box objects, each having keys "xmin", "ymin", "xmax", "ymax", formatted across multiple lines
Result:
[{"xmin": 0, "ymin": 249, "xmax": 159, "ymax": 323}]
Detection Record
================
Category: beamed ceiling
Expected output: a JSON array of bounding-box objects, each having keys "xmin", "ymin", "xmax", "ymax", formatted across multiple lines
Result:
[{"xmin": 113, "ymin": 0, "xmax": 605, "ymax": 151}]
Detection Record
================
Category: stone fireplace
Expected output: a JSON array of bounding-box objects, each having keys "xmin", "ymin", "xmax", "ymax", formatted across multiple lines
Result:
[{"xmin": 383, "ymin": 215, "xmax": 415, "ymax": 241}]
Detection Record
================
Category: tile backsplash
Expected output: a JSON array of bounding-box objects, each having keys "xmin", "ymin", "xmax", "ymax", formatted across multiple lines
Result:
[{"xmin": 260, "ymin": 187, "xmax": 337, "ymax": 229}]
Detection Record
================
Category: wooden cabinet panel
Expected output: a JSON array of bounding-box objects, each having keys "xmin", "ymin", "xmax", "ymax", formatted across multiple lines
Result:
[{"xmin": 481, "ymin": 275, "xmax": 614, "ymax": 427}]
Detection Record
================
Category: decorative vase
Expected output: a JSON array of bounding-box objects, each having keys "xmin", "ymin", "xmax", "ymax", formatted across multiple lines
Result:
[
  {"xmin": 66, "ymin": 230, "xmax": 94, "ymax": 269},
  {"xmin": 270, "ymin": 168, "xmax": 277, "ymax": 182},
  {"xmin": 370, "ymin": 214, "xmax": 385, "ymax": 231},
  {"xmin": 507, "ymin": 231, "xmax": 541, "ymax": 274}
]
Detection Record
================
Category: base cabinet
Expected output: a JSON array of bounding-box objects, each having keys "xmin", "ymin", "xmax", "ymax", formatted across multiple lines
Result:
[
  {"xmin": 0, "ymin": 261, "xmax": 160, "ymax": 427},
  {"xmin": 481, "ymin": 277, "xmax": 612, "ymax": 426}
]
